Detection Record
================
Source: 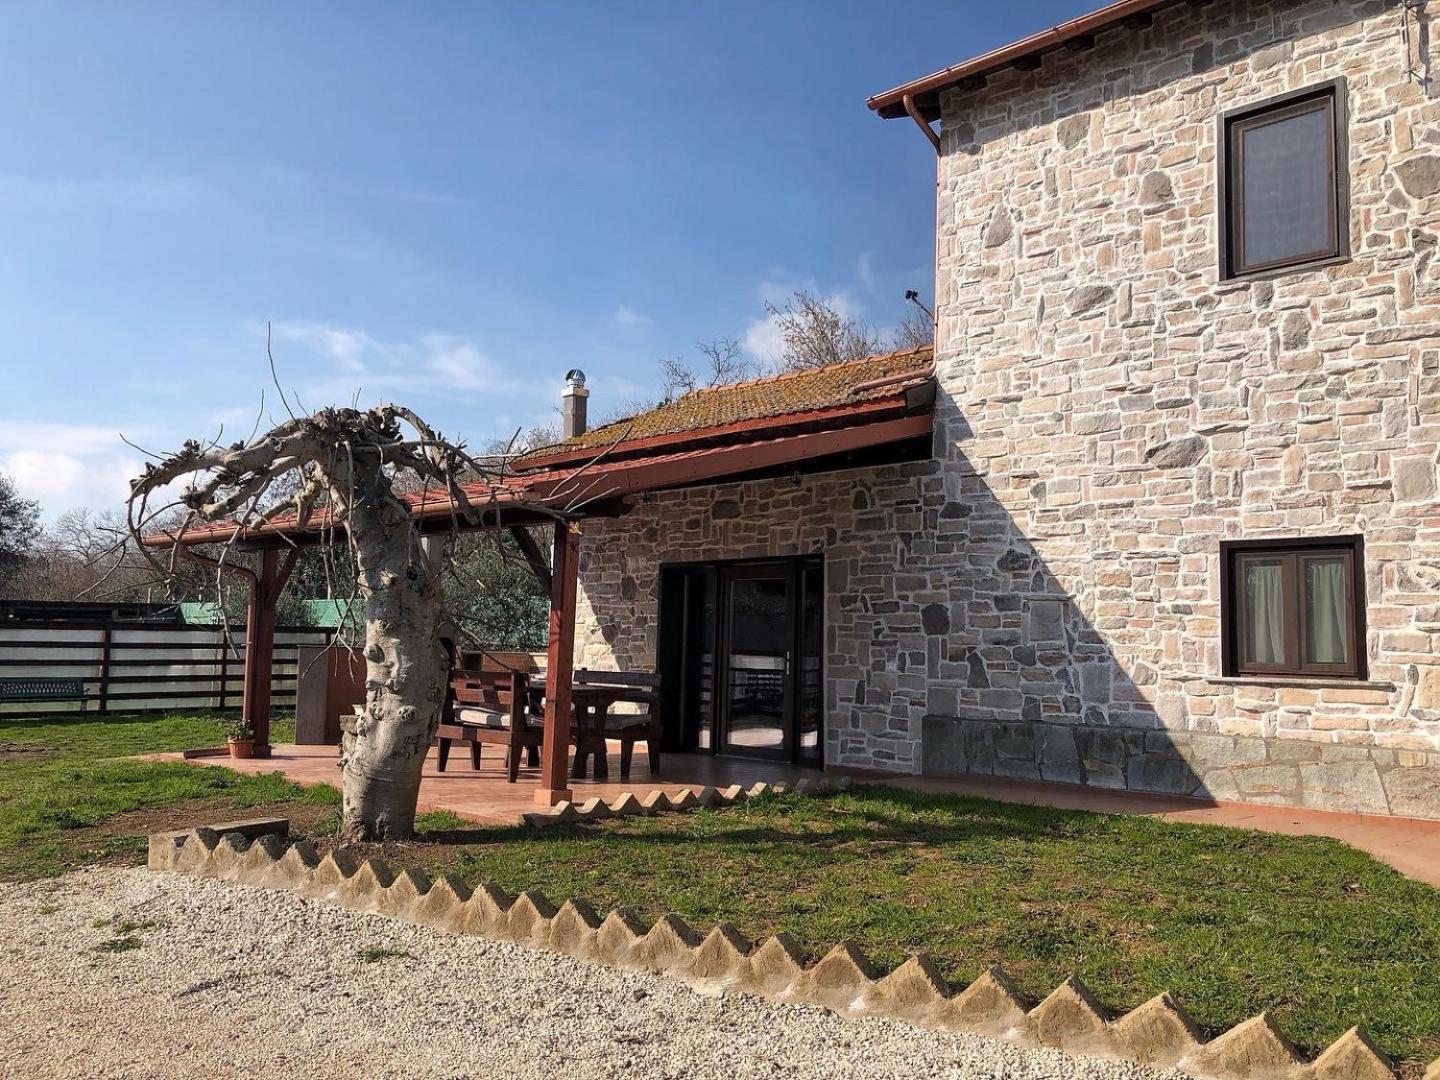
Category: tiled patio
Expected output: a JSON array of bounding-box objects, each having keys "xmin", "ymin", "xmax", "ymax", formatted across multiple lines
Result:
[
  {"xmin": 162, "ymin": 743, "xmax": 817, "ymax": 826},
  {"xmin": 882, "ymin": 772, "xmax": 1440, "ymax": 888},
  {"xmin": 159, "ymin": 744, "xmax": 1440, "ymax": 886}
]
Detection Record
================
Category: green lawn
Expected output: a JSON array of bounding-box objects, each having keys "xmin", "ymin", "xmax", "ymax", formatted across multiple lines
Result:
[
  {"xmin": 3, "ymin": 711, "xmax": 1438, "ymax": 1068},
  {"xmin": 334, "ymin": 788, "xmax": 1440, "ymax": 1070},
  {"xmin": 0, "ymin": 711, "xmax": 340, "ymax": 879}
]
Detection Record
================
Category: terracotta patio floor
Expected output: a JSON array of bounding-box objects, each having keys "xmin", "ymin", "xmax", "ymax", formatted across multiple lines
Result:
[
  {"xmin": 160, "ymin": 743, "xmax": 816, "ymax": 826},
  {"xmin": 159, "ymin": 745, "xmax": 1440, "ymax": 886},
  {"xmin": 880, "ymin": 772, "xmax": 1440, "ymax": 888}
]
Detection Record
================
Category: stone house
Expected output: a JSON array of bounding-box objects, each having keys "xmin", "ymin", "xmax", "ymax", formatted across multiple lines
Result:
[{"xmin": 514, "ymin": 0, "xmax": 1440, "ymax": 820}]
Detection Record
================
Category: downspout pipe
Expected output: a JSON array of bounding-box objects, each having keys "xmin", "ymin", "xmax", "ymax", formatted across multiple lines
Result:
[{"xmin": 903, "ymin": 93, "xmax": 941, "ymax": 154}]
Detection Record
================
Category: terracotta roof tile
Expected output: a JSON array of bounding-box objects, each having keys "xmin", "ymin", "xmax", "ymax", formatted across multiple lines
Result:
[
  {"xmin": 144, "ymin": 345, "xmax": 935, "ymax": 549},
  {"xmin": 522, "ymin": 344, "xmax": 932, "ymax": 462}
]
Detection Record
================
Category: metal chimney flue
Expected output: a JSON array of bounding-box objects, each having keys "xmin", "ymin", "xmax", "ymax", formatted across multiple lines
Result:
[{"xmin": 562, "ymin": 369, "xmax": 589, "ymax": 438}]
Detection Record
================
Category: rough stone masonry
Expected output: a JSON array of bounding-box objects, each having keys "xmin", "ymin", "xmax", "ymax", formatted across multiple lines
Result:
[{"xmin": 576, "ymin": 0, "xmax": 1440, "ymax": 819}]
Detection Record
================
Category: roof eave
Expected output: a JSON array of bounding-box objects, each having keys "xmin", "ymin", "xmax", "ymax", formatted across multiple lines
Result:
[
  {"xmin": 514, "ymin": 374, "xmax": 934, "ymax": 475},
  {"xmin": 139, "ymin": 490, "xmax": 573, "ymax": 550},
  {"xmin": 145, "ymin": 376, "xmax": 940, "ymax": 550},
  {"xmin": 867, "ymin": 0, "xmax": 1176, "ymax": 122},
  {"xmin": 521, "ymin": 412, "xmax": 935, "ymax": 504}
]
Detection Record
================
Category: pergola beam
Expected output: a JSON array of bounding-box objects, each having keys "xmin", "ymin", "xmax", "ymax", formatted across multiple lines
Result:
[
  {"xmin": 240, "ymin": 546, "xmax": 300, "ymax": 756},
  {"xmin": 536, "ymin": 519, "xmax": 580, "ymax": 806},
  {"xmin": 508, "ymin": 525, "xmax": 553, "ymax": 594}
]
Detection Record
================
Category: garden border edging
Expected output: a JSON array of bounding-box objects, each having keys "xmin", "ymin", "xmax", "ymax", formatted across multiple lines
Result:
[{"xmin": 147, "ymin": 791, "xmax": 1430, "ymax": 1080}]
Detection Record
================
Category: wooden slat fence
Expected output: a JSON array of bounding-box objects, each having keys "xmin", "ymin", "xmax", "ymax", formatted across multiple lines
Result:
[{"xmin": 0, "ymin": 620, "xmax": 333, "ymax": 716}]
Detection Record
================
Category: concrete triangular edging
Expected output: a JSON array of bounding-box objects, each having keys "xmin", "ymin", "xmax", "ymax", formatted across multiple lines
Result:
[
  {"xmin": 518, "ymin": 775, "xmax": 846, "ymax": 827},
  {"xmin": 147, "ymin": 811, "xmax": 1416, "ymax": 1080}
]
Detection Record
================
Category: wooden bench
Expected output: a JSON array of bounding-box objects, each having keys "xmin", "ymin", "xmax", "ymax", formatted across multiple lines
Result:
[
  {"xmin": 436, "ymin": 669, "xmax": 543, "ymax": 783},
  {"xmin": 0, "ymin": 677, "xmax": 88, "ymax": 711},
  {"xmin": 570, "ymin": 668, "xmax": 662, "ymax": 781}
]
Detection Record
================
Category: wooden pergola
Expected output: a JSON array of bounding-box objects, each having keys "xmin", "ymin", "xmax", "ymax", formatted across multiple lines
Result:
[
  {"xmin": 143, "ymin": 359, "xmax": 936, "ymax": 806},
  {"xmin": 147, "ymin": 491, "xmax": 592, "ymax": 806}
]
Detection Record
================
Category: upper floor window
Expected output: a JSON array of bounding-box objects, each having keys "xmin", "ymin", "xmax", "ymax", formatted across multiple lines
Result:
[
  {"xmin": 1218, "ymin": 80, "xmax": 1349, "ymax": 280},
  {"xmin": 1220, "ymin": 537, "xmax": 1365, "ymax": 680}
]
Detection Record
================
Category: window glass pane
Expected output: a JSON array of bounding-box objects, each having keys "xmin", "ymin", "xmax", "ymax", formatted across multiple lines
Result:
[
  {"xmin": 1239, "ymin": 103, "xmax": 1333, "ymax": 267},
  {"xmin": 1305, "ymin": 558, "xmax": 1349, "ymax": 664},
  {"xmin": 1242, "ymin": 559, "xmax": 1286, "ymax": 665}
]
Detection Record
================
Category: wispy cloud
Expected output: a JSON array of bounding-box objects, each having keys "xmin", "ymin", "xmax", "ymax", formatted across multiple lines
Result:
[
  {"xmin": 0, "ymin": 172, "xmax": 216, "ymax": 213},
  {"xmin": 742, "ymin": 313, "xmax": 785, "ymax": 364},
  {"xmin": 0, "ymin": 320, "xmax": 563, "ymax": 518},
  {"xmin": 421, "ymin": 335, "xmax": 502, "ymax": 389},
  {"xmin": 857, "ymin": 250, "xmax": 879, "ymax": 296},
  {"xmin": 265, "ymin": 320, "xmax": 554, "ymax": 420},
  {"xmin": 0, "ymin": 422, "xmax": 147, "ymax": 519},
  {"xmin": 272, "ymin": 322, "xmax": 376, "ymax": 374},
  {"xmin": 0, "ymin": 421, "xmax": 137, "ymax": 456},
  {"xmin": 372, "ymin": 185, "xmax": 474, "ymax": 208},
  {"xmin": 613, "ymin": 305, "xmax": 651, "ymax": 326}
]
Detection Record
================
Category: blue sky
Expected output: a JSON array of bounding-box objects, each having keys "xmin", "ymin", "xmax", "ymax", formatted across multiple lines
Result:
[{"xmin": 0, "ymin": 1, "xmax": 1092, "ymax": 519}]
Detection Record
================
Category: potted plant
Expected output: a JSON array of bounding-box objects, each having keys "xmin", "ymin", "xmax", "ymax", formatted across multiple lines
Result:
[{"xmin": 225, "ymin": 718, "xmax": 255, "ymax": 759}]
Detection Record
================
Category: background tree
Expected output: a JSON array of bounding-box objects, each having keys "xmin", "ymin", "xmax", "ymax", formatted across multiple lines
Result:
[
  {"xmin": 891, "ymin": 306, "xmax": 936, "ymax": 351},
  {"xmin": 448, "ymin": 530, "xmax": 549, "ymax": 650},
  {"xmin": 128, "ymin": 403, "xmax": 566, "ymax": 841},
  {"xmin": 0, "ymin": 474, "xmax": 42, "ymax": 588},
  {"xmin": 763, "ymin": 289, "xmax": 887, "ymax": 371},
  {"xmin": 645, "ymin": 290, "xmax": 934, "ymax": 412},
  {"xmin": 657, "ymin": 336, "xmax": 751, "ymax": 403}
]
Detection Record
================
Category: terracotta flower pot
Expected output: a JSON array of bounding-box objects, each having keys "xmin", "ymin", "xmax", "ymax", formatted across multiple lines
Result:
[{"xmin": 228, "ymin": 738, "xmax": 255, "ymax": 759}]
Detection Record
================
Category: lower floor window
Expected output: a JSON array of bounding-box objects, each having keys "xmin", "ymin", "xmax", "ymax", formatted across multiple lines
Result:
[{"xmin": 1221, "ymin": 537, "xmax": 1365, "ymax": 678}]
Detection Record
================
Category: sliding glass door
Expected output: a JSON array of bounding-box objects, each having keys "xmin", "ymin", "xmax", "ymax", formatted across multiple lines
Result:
[
  {"xmin": 659, "ymin": 556, "xmax": 823, "ymax": 765},
  {"xmin": 719, "ymin": 564, "xmax": 793, "ymax": 759}
]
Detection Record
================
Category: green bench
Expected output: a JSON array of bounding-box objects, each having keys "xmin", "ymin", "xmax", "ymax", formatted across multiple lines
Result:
[{"xmin": 0, "ymin": 677, "xmax": 89, "ymax": 711}]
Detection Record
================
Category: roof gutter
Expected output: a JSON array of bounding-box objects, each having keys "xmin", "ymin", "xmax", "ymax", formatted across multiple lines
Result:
[
  {"xmin": 850, "ymin": 363, "xmax": 935, "ymax": 394},
  {"xmin": 866, "ymin": 0, "xmax": 1173, "ymax": 121},
  {"xmin": 902, "ymin": 94, "xmax": 941, "ymax": 153}
]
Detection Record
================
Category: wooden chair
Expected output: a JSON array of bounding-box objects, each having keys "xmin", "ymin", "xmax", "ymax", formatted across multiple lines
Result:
[
  {"xmin": 435, "ymin": 669, "xmax": 543, "ymax": 783},
  {"xmin": 570, "ymin": 668, "xmax": 663, "ymax": 781}
]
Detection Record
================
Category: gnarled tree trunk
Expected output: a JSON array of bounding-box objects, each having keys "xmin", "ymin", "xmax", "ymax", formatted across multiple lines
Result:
[
  {"xmin": 337, "ymin": 462, "xmax": 450, "ymax": 841},
  {"xmin": 127, "ymin": 400, "xmax": 565, "ymax": 843}
]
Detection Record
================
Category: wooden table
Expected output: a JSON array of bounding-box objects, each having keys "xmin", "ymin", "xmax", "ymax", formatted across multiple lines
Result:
[{"xmin": 526, "ymin": 680, "xmax": 652, "ymax": 780}]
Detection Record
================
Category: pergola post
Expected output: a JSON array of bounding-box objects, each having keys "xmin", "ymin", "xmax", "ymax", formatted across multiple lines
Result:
[
  {"xmin": 536, "ymin": 519, "xmax": 580, "ymax": 806},
  {"xmin": 240, "ymin": 547, "xmax": 299, "ymax": 758}
]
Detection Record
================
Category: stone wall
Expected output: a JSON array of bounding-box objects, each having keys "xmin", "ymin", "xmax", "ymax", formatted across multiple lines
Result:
[
  {"xmin": 921, "ymin": 0, "xmax": 1440, "ymax": 813},
  {"xmin": 573, "ymin": 0, "xmax": 1440, "ymax": 818},
  {"xmin": 575, "ymin": 461, "xmax": 943, "ymax": 773}
]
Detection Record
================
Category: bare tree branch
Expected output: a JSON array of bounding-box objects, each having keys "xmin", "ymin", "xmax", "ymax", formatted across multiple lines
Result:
[{"xmin": 126, "ymin": 397, "xmax": 584, "ymax": 843}]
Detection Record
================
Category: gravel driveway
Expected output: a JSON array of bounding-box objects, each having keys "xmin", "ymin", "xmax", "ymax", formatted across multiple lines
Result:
[{"xmin": 0, "ymin": 868, "xmax": 1190, "ymax": 1079}]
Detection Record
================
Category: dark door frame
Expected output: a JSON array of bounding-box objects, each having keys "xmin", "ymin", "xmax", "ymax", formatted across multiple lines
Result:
[
  {"xmin": 716, "ymin": 561, "xmax": 797, "ymax": 762},
  {"xmin": 657, "ymin": 553, "xmax": 824, "ymax": 767}
]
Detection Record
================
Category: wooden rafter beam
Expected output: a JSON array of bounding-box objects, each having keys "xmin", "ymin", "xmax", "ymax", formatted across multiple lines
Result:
[
  {"xmin": 536, "ymin": 520, "xmax": 579, "ymax": 806},
  {"xmin": 508, "ymin": 525, "xmax": 553, "ymax": 594}
]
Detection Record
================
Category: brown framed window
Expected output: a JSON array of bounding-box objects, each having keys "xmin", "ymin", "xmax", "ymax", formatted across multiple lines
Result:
[
  {"xmin": 1220, "ymin": 537, "xmax": 1365, "ymax": 679},
  {"xmin": 1218, "ymin": 79, "xmax": 1349, "ymax": 280}
]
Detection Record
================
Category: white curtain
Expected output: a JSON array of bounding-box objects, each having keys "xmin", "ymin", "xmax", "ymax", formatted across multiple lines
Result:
[
  {"xmin": 1244, "ymin": 562, "xmax": 1285, "ymax": 664},
  {"xmin": 1307, "ymin": 560, "xmax": 1347, "ymax": 664}
]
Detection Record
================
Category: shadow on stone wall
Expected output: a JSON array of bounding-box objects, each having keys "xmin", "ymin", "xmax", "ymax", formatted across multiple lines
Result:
[
  {"xmin": 913, "ymin": 413, "xmax": 1207, "ymax": 802},
  {"xmin": 917, "ymin": 394, "xmax": 1440, "ymax": 819},
  {"xmin": 571, "ymin": 412, "xmax": 1440, "ymax": 817}
]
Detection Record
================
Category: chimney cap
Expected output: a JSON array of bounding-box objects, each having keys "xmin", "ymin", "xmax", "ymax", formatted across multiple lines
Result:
[{"xmin": 564, "ymin": 369, "xmax": 587, "ymax": 389}]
